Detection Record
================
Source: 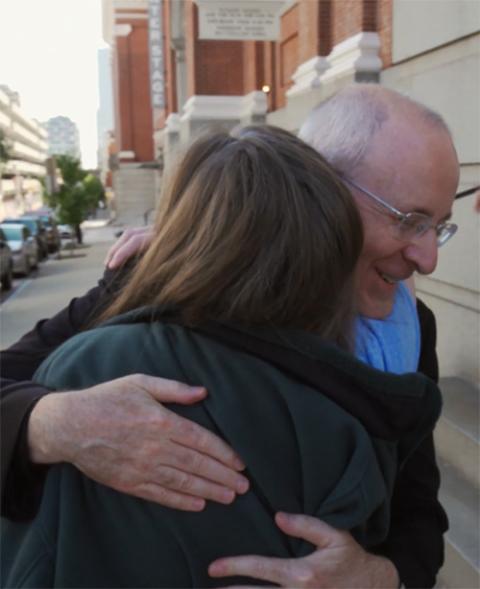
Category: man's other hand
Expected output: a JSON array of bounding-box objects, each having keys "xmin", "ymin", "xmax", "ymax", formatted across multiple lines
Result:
[
  {"xmin": 209, "ymin": 512, "xmax": 399, "ymax": 588},
  {"xmin": 105, "ymin": 226, "xmax": 155, "ymax": 269},
  {"xmin": 28, "ymin": 374, "xmax": 249, "ymax": 511}
]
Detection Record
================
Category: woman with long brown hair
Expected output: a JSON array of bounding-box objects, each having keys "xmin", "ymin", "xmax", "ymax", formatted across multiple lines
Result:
[{"xmin": 2, "ymin": 125, "xmax": 441, "ymax": 588}]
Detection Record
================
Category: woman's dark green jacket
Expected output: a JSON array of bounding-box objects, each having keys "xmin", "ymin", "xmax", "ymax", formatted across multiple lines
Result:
[{"xmin": 1, "ymin": 308, "xmax": 441, "ymax": 588}]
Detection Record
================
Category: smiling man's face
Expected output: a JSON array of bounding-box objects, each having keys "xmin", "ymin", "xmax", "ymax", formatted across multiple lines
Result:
[{"xmin": 351, "ymin": 115, "xmax": 459, "ymax": 319}]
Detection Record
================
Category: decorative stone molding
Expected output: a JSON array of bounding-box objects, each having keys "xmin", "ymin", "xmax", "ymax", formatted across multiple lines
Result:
[
  {"xmin": 114, "ymin": 24, "xmax": 133, "ymax": 37},
  {"xmin": 286, "ymin": 55, "xmax": 330, "ymax": 97},
  {"xmin": 171, "ymin": 38, "xmax": 185, "ymax": 63},
  {"xmin": 285, "ymin": 33, "xmax": 382, "ymax": 101},
  {"xmin": 115, "ymin": 12, "xmax": 147, "ymax": 20},
  {"xmin": 119, "ymin": 150, "xmax": 135, "ymax": 159},
  {"xmin": 166, "ymin": 113, "xmax": 181, "ymax": 132},
  {"xmin": 322, "ymin": 32, "xmax": 382, "ymax": 83},
  {"xmin": 181, "ymin": 91, "xmax": 267, "ymax": 121}
]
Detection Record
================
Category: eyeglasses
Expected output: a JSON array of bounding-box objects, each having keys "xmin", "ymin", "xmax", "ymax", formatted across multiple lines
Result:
[{"xmin": 342, "ymin": 177, "xmax": 458, "ymax": 247}]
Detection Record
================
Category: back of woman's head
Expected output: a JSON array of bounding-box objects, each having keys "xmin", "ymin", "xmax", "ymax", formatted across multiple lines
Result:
[{"xmin": 101, "ymin": 125, "xmax": 363, "ymax": 348}]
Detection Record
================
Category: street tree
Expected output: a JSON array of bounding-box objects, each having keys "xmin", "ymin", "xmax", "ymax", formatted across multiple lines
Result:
[
  {"xmin": 46, "ymin": 155, "xmax": 105, "ymax": 244},
  {"xmin": 83, "ymin": 173, "xmax": 106, "ymax": 214}
]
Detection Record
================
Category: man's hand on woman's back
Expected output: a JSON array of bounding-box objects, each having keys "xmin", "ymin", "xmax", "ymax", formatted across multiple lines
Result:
[{"xmin": 28, "ymin": 374, "xmax": 249, "ymax": 511}]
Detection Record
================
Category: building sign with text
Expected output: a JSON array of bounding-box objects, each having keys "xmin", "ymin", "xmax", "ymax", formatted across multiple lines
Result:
[
  {"xmin": 195, "ymin": 0, "xmax": 292, "ymax": 41},
  {"xmin": 148, "ymin": 0, "xmax": 165, "ymax": 109}
]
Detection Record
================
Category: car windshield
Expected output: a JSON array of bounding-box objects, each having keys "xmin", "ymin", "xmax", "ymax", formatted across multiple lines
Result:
[
  {"xmin": 0, "ymin": 225, "xmax": 23, "ymax": 240},
  {"xmin": 20, "ymin": 218, "xmax": 39, "ymax": 233},
  {"xmin": 4, "ymin": 218, "xmax": 37, "ymax": 234}
]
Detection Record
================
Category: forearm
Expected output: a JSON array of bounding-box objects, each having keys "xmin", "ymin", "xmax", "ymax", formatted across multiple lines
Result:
[
  {"xmin": 0, "ymin": 382, "xmax": 51, "ymax": 520},
  {"xmin": 0, "ymin": 268, "xmax": 126, "ymax": 519}
]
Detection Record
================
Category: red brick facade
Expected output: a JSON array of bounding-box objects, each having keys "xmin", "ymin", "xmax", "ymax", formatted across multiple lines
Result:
[
  {"xmin": 109, "ymin": 0, "xmax": 392, "ymax": 162},
  {"xmin": 111, "ymin": 9, "xmax": 154, "ymax": 162},
  {"xmin": 159, "ymin": 0, "xmax": 392, "ymax": 116}
]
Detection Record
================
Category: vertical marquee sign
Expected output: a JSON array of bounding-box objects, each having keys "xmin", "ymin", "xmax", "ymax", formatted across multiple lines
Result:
[{"xmin": 148, "ymin": 0, "xmax": 165, "ymax": 109}]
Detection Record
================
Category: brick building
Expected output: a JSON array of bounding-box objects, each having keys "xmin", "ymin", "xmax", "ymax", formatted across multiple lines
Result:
[
  {"xmin": 101, "ymin": 5, "xmax": 479, "ymax": 584},
  {"xmin": 102, "ymin": 0, "xmax": 159, "ymax": 225}
]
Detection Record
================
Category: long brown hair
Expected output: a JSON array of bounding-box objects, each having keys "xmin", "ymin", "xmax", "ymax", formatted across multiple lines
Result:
[{"xmin": 98, "ymin": 125, "xmax": 363, "ymax": 348}]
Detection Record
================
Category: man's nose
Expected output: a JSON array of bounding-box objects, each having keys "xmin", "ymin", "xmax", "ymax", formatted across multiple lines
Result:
[{"xmin": 403, "ymin": 231, "xmax": 439, "ymax": 275}]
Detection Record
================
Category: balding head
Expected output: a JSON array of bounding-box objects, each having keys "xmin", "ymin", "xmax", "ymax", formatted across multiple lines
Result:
[
  {"xmin": 299, "ymin": 84, "xmax": 460, "ymax": 320},
  {"xmin": 298, "ymin": 83, "xmax": 454, "ymax": 177}
]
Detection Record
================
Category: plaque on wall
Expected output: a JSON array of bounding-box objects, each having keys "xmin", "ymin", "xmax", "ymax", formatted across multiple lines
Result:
[{"xmin": 195, "ymin": 0, "xmax": 294, "ymax": 41}]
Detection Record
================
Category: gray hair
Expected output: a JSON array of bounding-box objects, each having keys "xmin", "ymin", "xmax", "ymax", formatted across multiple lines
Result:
[{"xmin": 298, "ymin": 83, "xmax": 451, "ymax": 175}]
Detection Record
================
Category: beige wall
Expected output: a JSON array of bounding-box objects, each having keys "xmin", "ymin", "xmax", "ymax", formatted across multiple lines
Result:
[
  {"xmin": 392, "ymin": 0, "xmax": 479, "ymax": 63},
  {"xmin": 383, "ymin": 25, "xmax": 480, "ymax": 385}
]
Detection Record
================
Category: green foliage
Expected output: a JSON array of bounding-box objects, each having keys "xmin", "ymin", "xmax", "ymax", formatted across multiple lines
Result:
[
  {"xmin": 50, "ymin": 155, "xmax": 105, "ymax": 229},
  {"xmin": 83, "ymin": 173, "xmax": 106, "ymax": 208},
  {"xmin": 40, "ymin": 176, "xmax": 58, "ymax": 209},
  {"xmin": 56, "ymin": 154, "xmax": 86, "ymax": 185},
  {"xmin": 0, "ymin": 129, "xmax": 10, "ymax": 164}
]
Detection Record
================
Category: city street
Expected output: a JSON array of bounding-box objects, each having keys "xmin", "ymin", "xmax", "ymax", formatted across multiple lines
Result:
[{"xmin": 0, "ymin": 220, "xmax": 118, "ymax": 348}]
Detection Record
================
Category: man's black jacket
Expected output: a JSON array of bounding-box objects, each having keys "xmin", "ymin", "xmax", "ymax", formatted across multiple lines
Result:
[{"xmin": 0, "ymin": 267, "xmax": 448, "ymax": 588}]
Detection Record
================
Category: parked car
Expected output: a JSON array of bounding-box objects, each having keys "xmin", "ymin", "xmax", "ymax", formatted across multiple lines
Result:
[
  {"xmin": 0, "ymin": 223, "xmax": 39, "ymax": 276},
  {"xmin": 0, "ymin": 227, "xmax": 14, "ymax": 290},
  {"xmin": 27, "ymin": 211, "xmax": 61, "ymax": 253},
  {"xmin": 2, "ymin": 217, "xmax": 48, "ymax": 260},
  {"xmin": 58, "ymin": 224, "xmax": 74, "ymax": 239}
]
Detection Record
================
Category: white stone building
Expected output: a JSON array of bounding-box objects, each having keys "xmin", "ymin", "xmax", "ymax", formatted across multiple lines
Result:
[{"xmin": 0, "ymin": 86, "xmax": 48, "ymax": 220}]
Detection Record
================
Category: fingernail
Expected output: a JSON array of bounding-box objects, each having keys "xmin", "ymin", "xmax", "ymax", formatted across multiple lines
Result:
[
  {"xmin": 236, "ymin": 478, "xmax": 249, "ymax": 494},
  {"xmin": 192, "ymin": 498, "xmax": 206, "ymax": 510},
  {"xmin": 233, "ymin": 456, "xmax": 245, "ymax": 470},
  {"xmin": 221, "ymin": 489, "xmax": 235, "ymax": 503},
  {"xmin": 191, "ymin": 386, "xmax": 207, "ymax": 396},
  {"xmin": 208, "ymin": 562, "xmax": 224, "ymax": 576}
]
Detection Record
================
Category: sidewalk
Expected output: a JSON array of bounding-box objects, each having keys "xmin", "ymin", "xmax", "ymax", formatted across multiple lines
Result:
[{"xmin": 0, "ymin": 222, "xmax": 118, "ymax": 349}]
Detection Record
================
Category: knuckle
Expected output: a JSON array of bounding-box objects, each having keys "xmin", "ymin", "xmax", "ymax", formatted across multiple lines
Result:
[
  {"xmin": 157, "ymin": 468, "xmax": 177, "ymax": 488},
  {"xmin": 177, "ymin": 472, "xmax": 194, "ymax": 492},
  {"xmin": 169, "ymin": 379, "xmax": 186, "ymax": 396},
  {"xmin": 289, "ymin": 562, "xmax": 315, "ymax": 587},
  {"xmin": 177, "ymin": 417, "xmax": 197, "ymax": 439},
  {"xmin": 179, "ymin": 450, "xmax": 199, "ymax": 470},
  {"xmin": 154, "ymin": 410, "xmax": 171, "ymax": 430}
]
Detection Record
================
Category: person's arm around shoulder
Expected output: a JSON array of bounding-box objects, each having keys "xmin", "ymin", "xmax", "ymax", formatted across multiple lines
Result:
[
  {"xmin": 1, "ymin": 264, "xmax": 130, "ymax": 518},
  {"xmin": 2, "ymin": 227, "xmax": 249, "ymax": 521}
]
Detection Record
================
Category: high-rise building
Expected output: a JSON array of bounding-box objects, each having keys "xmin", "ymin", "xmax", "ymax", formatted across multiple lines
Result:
[
  {"xmin": 0, "ymin": 85, "xmax": 47, "ymax": 219},
  {"xmin": 44, "ymin": 115, "xmax": 81, "ymax": 160}
]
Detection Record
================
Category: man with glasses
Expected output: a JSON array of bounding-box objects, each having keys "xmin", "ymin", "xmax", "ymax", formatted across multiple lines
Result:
[
  {"xmin": 1, "ymin": 84, "xmax": 460, "ymax": 588},
  {"xmin": 207, "ymin": 84, "xmax": 460, "ymax": 588}
]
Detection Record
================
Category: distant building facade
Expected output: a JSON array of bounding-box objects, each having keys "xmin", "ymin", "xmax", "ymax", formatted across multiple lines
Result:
[
  {"xmin": 44, "ymin": 115, "xmax": 81, "ymax": 160},
  {"xmin": 102, "ymin": 0, "xmax": 159, "ymax": 225},
  {"xmin": 0, "ymin": 85, "xmax": 47, "ymax": 219},
  {"xmin": 97, "ymin": 47, "xmax": 115, "ymax": 186}
]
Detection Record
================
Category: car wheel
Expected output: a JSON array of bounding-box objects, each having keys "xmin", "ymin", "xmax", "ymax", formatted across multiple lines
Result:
[
  {"xmin": 31, "ymin": 253, "xmax": 39, "ymax": 270},
  {"xmin": 1, "ymin": 265, "xmax": 13, "ymax": 290}
]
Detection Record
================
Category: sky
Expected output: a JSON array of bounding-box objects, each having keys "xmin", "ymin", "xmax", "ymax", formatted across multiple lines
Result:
[{"xmin": 0, "ymin": 0, "xmax": 108, "ymax": 168}]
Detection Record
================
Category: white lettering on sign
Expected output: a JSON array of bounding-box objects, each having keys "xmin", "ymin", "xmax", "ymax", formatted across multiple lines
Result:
[{"xmin": 148, "ymin": 0, "xmax": 165, "ymax": 109}]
